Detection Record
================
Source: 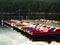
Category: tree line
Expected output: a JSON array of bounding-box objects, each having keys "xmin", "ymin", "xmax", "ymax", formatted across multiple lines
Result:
[{"xmin": 0, "ymin": 0, "xmax": 60, "ymax": 13}]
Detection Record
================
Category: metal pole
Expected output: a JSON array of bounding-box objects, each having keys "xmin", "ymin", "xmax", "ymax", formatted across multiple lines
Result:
[
  {"xmin": 21, "ymin": 16, "xmax": 23, "ymax": 20},
  {"xmin": 26, "ymin": 16, "xmax": 28, "ymax": 20},
  {"xmin": 2, "ymin": 14, "xmax": 3, "ymax": 27}
]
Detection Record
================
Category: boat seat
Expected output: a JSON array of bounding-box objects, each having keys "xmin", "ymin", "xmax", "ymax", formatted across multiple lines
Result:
[
  {"xmin": 48, "ymin": 30, "xmax": 53, "ymax": 32},
  {"xmin": 55, "ymin": 29, "xmax": 60, "ymax": 32}
]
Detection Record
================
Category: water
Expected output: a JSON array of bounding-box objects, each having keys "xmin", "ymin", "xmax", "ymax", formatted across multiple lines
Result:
[{"xmin": 0, "ymin": 26, "xmax": 60, "ymax": 45}]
